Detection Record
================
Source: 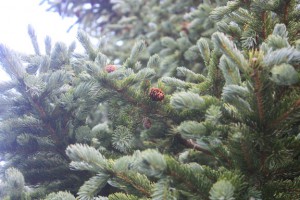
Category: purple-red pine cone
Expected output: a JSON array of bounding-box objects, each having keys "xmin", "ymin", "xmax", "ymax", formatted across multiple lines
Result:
[
  {"xmin": 105, "ymin": 64, "xmax": 117, "ymax": 73},
  {"xmin": 149, "ymin": 87, "xmax": 164, "ymax": 101},
  {"xmin": 142, "ymin": 117, "xmax": 152, "ymax": 129}
]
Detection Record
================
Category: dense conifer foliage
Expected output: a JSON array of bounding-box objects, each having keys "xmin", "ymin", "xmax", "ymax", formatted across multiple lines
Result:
[{"xmin": 1, "ymin": 0, "xmax": 299, "ymax": 199}]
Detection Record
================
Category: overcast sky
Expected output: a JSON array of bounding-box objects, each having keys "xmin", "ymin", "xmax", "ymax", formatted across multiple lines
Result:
[{"xmin": 0, "ymin": 0, "xmax": 79, "ymax": 81}]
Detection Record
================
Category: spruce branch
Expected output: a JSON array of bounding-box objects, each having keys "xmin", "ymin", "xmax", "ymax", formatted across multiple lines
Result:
[
  {"xmin": 131, "ymin": 149, "xmax": 167, "ymax": 178},
  {"xmin": 1, "ymin": 68, "xmax": 65, "ymax": 147},
  {"xmin": 5, "ymin": 167, "xmax": 25, "ymax": 191},
  {"xmin": 161, "ymin": 77, "xmax": 191, "ymax": 89},
  {"xmin": 212, "ymin": 32, "xmax": 250, "ymax": 75},
  {"xmin": 135, "ymin": 68, "xmax": 156, "ymax": 81},
  {"xmin": 77, "ymin": 173, "xmax": 111, "ymax": 200},
  {"xmin": 44, "ymin": 35, "xmax": 52, "ymax": 56},
  {"xmin": 66, "ymin": 143, "xmax": 109, "ymax": 173},
  {"xmin": 263, "ymin": 47, "xmax": 300, "ymax": 68},
  {"xmin": 49, "ymin": 42, "xmax": 70, "ymax": 69},
  {"xmin": 270, "ymin": 63, "xmax": 299, "ymax": 86},
  {"xmin": 126, "ymin": 40, "xmax": 146, "ymax": 67},
  {"xmin": 114, "ymin": 172, "xmax": 153, "ymax": 198},
  {"xmin": 161, "ymin": 37, "xmax": 178, "ymax": 50},
  {"xmin": 98, "ymin": 74, "xmax": 146, "ymax": 108},
  {"xmin": 44, "ymin": 191, "xmax": 76, "ymax": 200},
  {"xmin": 68, "ymin": 41, "xmax": 76, "ymax": 55},
  {"xmin": 177, "ymin": 120, "xmax": 207, "ymax": 140},
  {"xmin": 0, "ymin": 81, "xmax": 17, "ymax": 93},
  {"xmin": 222, "ymin": 84, "xmax": 252, "ymax": 114},
  {"xmin": 28, "ymin": 24, "xmax": 41, "ymax": 55},
  {"xmin": 113, "ymin": 155, "xmax": 154, "ymax": 197},
  {"xmin": 95, "ymin": 71, "xmax": 175, "ymax": 123},
  {"xmin": 95, "ymin": 52, "xmax": 109, "ymax": 70},
  {"xmin": 170, "ymin": 91, "xmax": 206, "ymax": 111},
  {"xmin": 272, "ymin": 23, "xmax": 289, "ymax": 39},
  {"xmin": 109, "ymin": 193, "xmax": 141, "ymax": 200},
  {"xmin": 25, "ymin": 88, "xmax": 58, "ymax": 140},
  {"xmin": 209, "ymin": 180, "xmax": 235, "ymax": 200},
  {"xmin": 0, "ymin": 167, "xmax": 27, "ymax": 199},
  {"xmin": 112, "ymin": 125, "xmax": 134, "ymax": 153},
  {"xmin": 229, "ymin": 131, "xmax": 257, "ymax": 173},
  {"xmin": 0, "ymin": 44, "xmax": 26, "ymax": 79},
  {"xmin": 210, "ymin": 1, "xmax": 242, "ymax": 22},
  {"xmin": 197, "ymin": 38, "xmax": 211, "ymax": 66},
  {"xmin": 219, "ymin": 55, "xmax": 241, "ymax": 85},
  {"xmin": 164, "ymin": 155, "xmax": 212, "ymax": 200},
  {"xmin": 2, "ymin": 1, "xmax": 298, "ymax": 198},
  {"xmin": 210, "ymin": 144, "xmax": 233, "ymax": 168},
  {"xmin": 195, "ymin": 49, "xmax": 221, "ymax": 94},
  {"xmin": 146, "ymin": 54, "xmax": 160, "ymax": 69},
  {"xmin": 151, "ymin": 178, "xmax": 178, "ymax": 200},
  {"xmin": 176, "ymin": 67, "xmax": 206, "ymax": 82},
  {"xmin": 77, "ymin": 30, "xmax": 97, "ymax": 60},
  {"xmin": 269, "ymin": 98, "xmax": 300, "ymax": 130}
]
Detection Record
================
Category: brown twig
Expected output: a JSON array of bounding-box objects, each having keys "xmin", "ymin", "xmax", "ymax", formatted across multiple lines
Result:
[
  {"xmin": 261, "ymin": 11, "xmax": 267, "ymax": 40},
  {"xmin": 175, "ymin": 134, "xmax": 212, "ymax": 156},
  {"xmin": 252, "ymin": 69, "xmax": 265, "ymax": 123}
]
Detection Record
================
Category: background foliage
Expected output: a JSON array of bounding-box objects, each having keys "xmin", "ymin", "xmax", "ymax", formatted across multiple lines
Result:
[{"xmin": 0, "ymin": 0, "xmax": 299, "ymax": 199}]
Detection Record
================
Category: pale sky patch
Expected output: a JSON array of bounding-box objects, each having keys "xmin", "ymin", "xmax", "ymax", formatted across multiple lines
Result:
[{"xmin": 0, "ymin": 0, "xmax": 80, "ymax": 81}]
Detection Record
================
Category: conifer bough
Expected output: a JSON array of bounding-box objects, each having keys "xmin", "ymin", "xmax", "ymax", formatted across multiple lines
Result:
[{"xmin": 0, "ymin": 0, "xmax": 299, "ymax": 199}]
